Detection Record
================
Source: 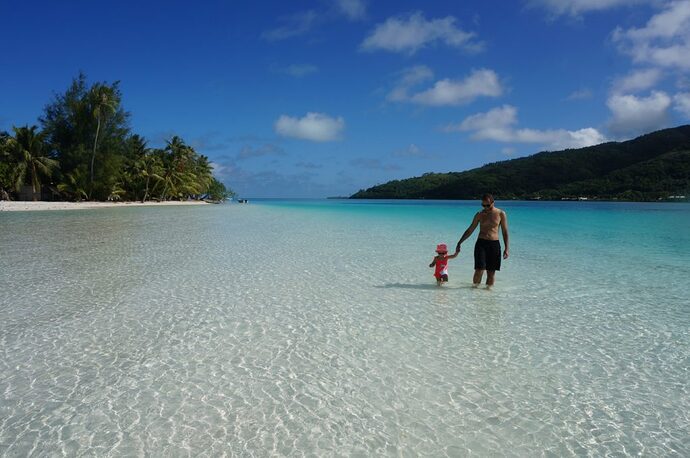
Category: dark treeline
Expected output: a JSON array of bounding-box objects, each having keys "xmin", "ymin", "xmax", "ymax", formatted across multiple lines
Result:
[
  {"xmin": 0, "ymin": 73, "xmax": 233, "ymax": 202},
  {"xmin": 351, "ymin": 125, "xmax": 690, "ymax": 201}
]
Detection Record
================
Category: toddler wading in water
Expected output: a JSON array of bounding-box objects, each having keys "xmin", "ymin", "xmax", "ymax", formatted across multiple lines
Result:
[{"xmin": 429, "ymin": 243, "xmax": 460, "ymax": 286}]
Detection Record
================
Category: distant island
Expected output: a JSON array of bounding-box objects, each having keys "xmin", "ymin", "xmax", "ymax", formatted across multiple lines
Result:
[{"xmin": 351, "ymin": 125, "xmax": 690, "ymax": 202}]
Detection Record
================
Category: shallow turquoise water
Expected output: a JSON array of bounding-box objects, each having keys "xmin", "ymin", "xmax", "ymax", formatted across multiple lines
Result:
[{"xmin": 1, "ymin": 200, "xmax": 689, "ymax": 456}]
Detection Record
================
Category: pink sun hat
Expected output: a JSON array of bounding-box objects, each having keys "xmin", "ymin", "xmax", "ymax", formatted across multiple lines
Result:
[{"xmin": 436, "ymin": 243, "xmax": 448, "ymax": 253}]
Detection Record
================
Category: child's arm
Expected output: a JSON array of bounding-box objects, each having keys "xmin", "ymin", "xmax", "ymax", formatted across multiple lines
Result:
[
  {"xmin": 446, "ymin": 251, "xmax": 460, "ymax": 259},
  {"xmin": 429, "ymin": 257, "xmax": 437, "ymax": 268}
]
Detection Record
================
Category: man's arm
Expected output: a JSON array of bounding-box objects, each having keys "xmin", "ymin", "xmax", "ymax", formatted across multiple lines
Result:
[
  {"xmin": 500, "ymin": 210, "xmax": 509, "ymax": 259},
  {"xmin": 456, "ymin": 213, "xmax": 480, "ymax": 252}
]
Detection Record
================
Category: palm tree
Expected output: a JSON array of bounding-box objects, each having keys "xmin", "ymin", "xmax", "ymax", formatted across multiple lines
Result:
[
  {"xmin": 57, "ymin": 166, "xmax": 89, "ymax": 201},
  {"xmin": 6, "ymin": 126, "xmax": 59, "ymax": 201},
  {"xmin": 89, "ymin": 84, "xmax": 117, "ymax": 189},
  {"xmin": 159, "ymin": 136, "xmax": 197, "ymax": 200},
  {"xmin": 137, "ymin": 153, "xmax": 164, "ymax": 202},
  {"xmin": 194, "ymin": 154, "xmax": 214, "ymax": 199},
  {"xmin": 0, "ymin": 131, "xmax": 13, "ymax": 200}
]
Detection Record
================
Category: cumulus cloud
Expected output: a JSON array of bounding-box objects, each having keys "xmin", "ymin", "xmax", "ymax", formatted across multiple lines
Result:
[
  {"xmin": 446, "ymin": 105, "xmax": 607, "ymax": 149},
  {"xmin": 274, "ymin": 112, "xmax": 345, "ymax": 142},
  {"xmin": 612, "ymin": 68, "xmax": 664, "ymax": 94},
  {"xmin": 607, "ymin": 91, "xmax": 672, "ymax": 136},
  {"xmin": 390, "ymin": 68, "xmax": 503, "ymax": 106},
  {"xmin": 612, "ymin": 1, "xmax": 690, "ymax": 69},
  {"xmin": 673, "ymin": 92, "xmax": 690, "ymax": 118},
  {"xmin": 336, "ymin": 0, "xmax": 366, "ymax": 20},
  {"xmin": 261, "ymin": 10, "xmax": 319, "ymax": 42},
  {"xmin": 413, "ymin": 69, "xmax": 502, "ymax": 106},
  {"xmin": 387, "ymin": 65, "xmax": 434, "ymax": 102},
  {"xmin": 528, "ymin": 0, "xmax": 655, "ymax": 16},
  {"xmin": 361, "ymin": 11, "xmax": 483, "ymax": 54}
]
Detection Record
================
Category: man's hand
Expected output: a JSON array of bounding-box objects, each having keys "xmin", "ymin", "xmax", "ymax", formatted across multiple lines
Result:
[
  {"xmin": 455, "ymin": 241, "xmax": 462, "ymax": 253},
  {"xmin": 503, "ymin": 249, "xmax": 509, "ymax": 260}
]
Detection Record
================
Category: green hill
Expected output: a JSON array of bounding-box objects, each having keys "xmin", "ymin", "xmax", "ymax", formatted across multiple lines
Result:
[{"xmin": 350, "ymin": 125, "xmax": 690, "ymax": 201}]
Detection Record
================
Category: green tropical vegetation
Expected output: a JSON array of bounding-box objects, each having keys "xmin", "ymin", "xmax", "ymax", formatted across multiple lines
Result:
[
  {"xmin": 0, "ymin": 73, "xmax": 233, "ymax": 203},
  {"xmin": 351, "ymin": 125, "xmax": 690, "ymax": 201}
]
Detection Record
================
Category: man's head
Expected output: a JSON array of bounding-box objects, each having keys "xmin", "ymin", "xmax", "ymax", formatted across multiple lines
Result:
[{"xmin": 481, "ymin": 193, "xmax": 494, "ymax": 210}]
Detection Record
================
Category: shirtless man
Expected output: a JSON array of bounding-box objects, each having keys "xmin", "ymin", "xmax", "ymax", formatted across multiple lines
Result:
[{"xmin": 455, "ymin": 193, "xmax": 509, "ymax": 288}]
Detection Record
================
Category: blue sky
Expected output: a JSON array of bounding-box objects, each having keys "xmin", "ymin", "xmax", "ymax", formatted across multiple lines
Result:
[{"xmin": 2, "ymin": 0, "xmax": 690, "ymax": 197}]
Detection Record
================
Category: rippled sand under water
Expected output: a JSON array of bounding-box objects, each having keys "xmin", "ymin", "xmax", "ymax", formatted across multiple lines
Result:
[{"xmin": 1, "ymin": 201, "xmax": 688, "ymax": 456}]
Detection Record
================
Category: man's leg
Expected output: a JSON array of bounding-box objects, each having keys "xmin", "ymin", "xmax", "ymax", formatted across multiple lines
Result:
[
  {"xmin": 473, "ymin": 269, "xmax": 484, "ymax": 287},
  {"xmin": 486, "ymin": 270, "xmax": 496, "ymax": 288}
]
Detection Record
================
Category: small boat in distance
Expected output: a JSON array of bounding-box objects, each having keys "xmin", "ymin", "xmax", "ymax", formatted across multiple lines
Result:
[{"xmin": 237, "ymin": 199, "xmax": 249, "ymax": 204}]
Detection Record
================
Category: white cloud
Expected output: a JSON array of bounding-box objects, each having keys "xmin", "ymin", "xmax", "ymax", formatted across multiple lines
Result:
[
  {"xmin": 529, "ymin": 0, "xmax": 656, "ymax": 16},
  {"xmin": 337, "ymin": 0, "xmax": 366, "ymax": 20},
  {"xmin": 607, "ymin": 91, "xmax": 672, "ymax": 135},
  {"xmin": 411, "ymin": 69, "xmax": 503, "ymax": 106},
  {"xmin": 446, "ymin": 105, "xmax": 607, "ymax": 149},
  {"xmin": 262, "ymin": 10, "xmax": 319, "ymax": 42},
  {"xmin": 387, "ymin": 65, "xmax": 434, "ymax": 102},
  {"xmin": 612, "ymin": 68, "xmax": 663, "ymax": 93},
  {"xmin": 274, "ymin": 112, "xmax": 345, "ymax": 142},
  {"xmin": 391, "ymin": 68, "xmax": 503, "ymax": 106},
  {"xmin": 612, "ymin": 1, "xmax": 690, "ymax": 69},
  {"xmin": 281, "ymin": 64, "xmax": 318, "ymax": 77},
  {"xmin": 361, "ymin": 11, "xmax": 483, "ymax": 54},
  {"xmin": 673, "ymin": 92, "xmax": 690, "ymax": 117}
]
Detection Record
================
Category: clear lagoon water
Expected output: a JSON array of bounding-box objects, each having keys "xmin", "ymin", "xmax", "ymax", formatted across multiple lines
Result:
[{"xmin": 1, "ymin": 199, "xmax": 689, "ymax": 456}]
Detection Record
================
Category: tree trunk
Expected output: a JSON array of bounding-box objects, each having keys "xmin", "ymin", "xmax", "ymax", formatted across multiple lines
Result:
[
  {"xmin": 143, "ymin": 176, "xmax": 150, "ymax": 203},
  {"xmin": 90, "ymin": 114, "xmax": 101, "ymax": 196},
  {"xmin": 31, "ymin": 163, "xmax": 38, "ymax": 201}
]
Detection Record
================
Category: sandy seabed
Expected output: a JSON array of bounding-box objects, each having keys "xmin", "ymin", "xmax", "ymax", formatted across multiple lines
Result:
[{"xmin": 0, "ymin": 200, "xmax": 210, "ymax": 211}]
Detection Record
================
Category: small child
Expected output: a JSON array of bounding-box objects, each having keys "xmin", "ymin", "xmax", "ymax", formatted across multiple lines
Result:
[{"xmin": 429, "ymin": 243, "xmax": 460, "ymax": 286}]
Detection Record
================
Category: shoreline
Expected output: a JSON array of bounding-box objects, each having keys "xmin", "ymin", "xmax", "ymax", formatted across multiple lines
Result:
[{"xmin": 0, "ymin": 200, "xmax": 211, "ymax": 212}]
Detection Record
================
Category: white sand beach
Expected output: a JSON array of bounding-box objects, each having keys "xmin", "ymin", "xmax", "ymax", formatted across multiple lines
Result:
[{"xmin": 0, "ymin": 200, "xmax": 210, "ymax": 211}]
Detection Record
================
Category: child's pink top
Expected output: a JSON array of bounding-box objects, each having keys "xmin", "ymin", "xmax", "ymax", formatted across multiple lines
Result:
[{"xmin": 434, "ymin": 256, "xmax": 448, "ymax": 277}]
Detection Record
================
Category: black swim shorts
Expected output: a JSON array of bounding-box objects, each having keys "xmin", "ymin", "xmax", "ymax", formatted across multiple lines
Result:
[{"xmin": 474, "ymin": 238, "xmax": 501, "ymax": 271}]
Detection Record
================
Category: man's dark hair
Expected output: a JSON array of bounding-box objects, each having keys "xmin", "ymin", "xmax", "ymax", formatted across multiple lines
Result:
[{"xmin": 481, "ymin": 193, "xmax": 494, "ymax": 202}]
